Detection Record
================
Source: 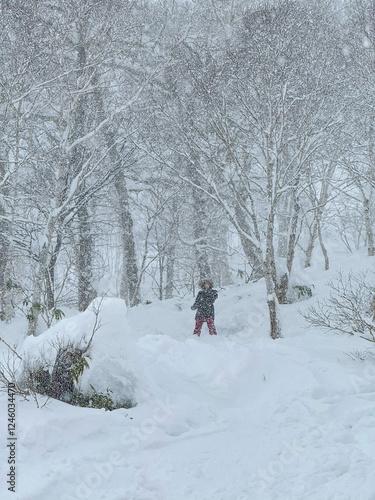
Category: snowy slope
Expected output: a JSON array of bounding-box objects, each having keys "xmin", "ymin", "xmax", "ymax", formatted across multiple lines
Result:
[{"xmin": 1, "ymin": 251, "xmax": 375, "ymax": 500}]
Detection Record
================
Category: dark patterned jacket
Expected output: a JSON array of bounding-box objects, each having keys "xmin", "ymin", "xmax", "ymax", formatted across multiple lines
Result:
[{"xmin": 191, "ymin": 289, "xmax": 218, "ymax": 319}]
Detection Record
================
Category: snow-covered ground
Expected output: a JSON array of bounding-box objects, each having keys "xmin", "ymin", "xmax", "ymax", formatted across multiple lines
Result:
[{"xmin": 1, "ymin": 251, "xmax": 375, "ymax": 500}]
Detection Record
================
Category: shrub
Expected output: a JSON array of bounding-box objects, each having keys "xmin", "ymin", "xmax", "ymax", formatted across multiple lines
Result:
[{"xmin": 301, "ymin": 270, "xmax": 375, "ymax": 342}]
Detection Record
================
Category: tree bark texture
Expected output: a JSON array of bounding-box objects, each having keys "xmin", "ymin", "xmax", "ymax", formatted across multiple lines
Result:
[
  {"xmin": 192, "ymin": 186, "xmax": 212, "ymax": 279},
  {"xmin": 363, "ymin": 197, "xmax": 375, "ymax": 257},
  {"xmin": 264, "ymin": 210, "xmax": 281, "ymax": 338},
  {"xmin": 234, "ymin": 203, "xmax": 263, "ymax": 281},
  {"xmin": 77, "ymin": 204, "xmax": 96, "ymax": 311},
  {"xmin": 0, "ymin": 207, "xmax": 9, "ymax": 320},
  {"xmin": 115, "ymin": 172, "xmax": 140, "ymax": 306}
]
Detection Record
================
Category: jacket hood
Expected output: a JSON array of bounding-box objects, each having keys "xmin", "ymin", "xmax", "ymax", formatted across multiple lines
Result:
[{"xmin": 199, "ymin": 278, "xmax": 214, "ymax": 289}]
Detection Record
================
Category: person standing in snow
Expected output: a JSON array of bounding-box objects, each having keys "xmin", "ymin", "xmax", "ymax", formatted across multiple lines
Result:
[{"xmin": 191, "ymin": 279, "xmax": 218, "ymax": 336}]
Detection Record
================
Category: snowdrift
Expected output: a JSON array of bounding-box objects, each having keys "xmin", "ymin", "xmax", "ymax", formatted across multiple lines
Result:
[
  {"xmin": 21, "ymin": 298, "xmax": 142, "ymax": 408},
  {"xmin": 1, "ymin": 251, "xmax": 375, "ymax": 500}
]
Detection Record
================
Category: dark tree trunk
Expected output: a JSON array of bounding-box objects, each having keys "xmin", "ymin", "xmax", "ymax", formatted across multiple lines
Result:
[
  {"xmin": 192, "ymin": 187, "xmax": 211, "ymax": 279},
  {"xmin": 45, "ymin": 232, "xmax": 63, "ymax": 310},
  {"xmin": 264, "ymin": 210, "xmax": 281, "ymax": 338},
  {"xmin": 165, "ymin": 201, "xmax": 178, "ymax": 299},
  {"xmin": 157, "ymin": 254, "xmax": 164, "ymax": 301},
  {"xmin": 165, "ymin": 244, "xmax": 175, "ymax": 299},
  {"xmin": 317, "ymin": 217, "xmax": 330, "ymax": 270},
  {"xmin": 304, "ymin": 222, "xmax": 318, "ymax": 268},
  {"xmin": 0, "ymin": 207, "xmax": 9, "ymax": 320},
  {"xmin": 267, "ymin": 293, "xmax": 281, "ymax": 340},
  {"xmin": 77, "ymin": 204, "xmax": 96, "ymax": 311},
  {"xmin": 364, "ymin": 197, "xmax": 375, "ymax": 257},
  {"xmin": 234, "ymin": 203, "xmax": 263, "ymax": 281},
  {"xmin": 91, "ymin": 69, "xmax": 140, "ymax": 306},
  {"xmin": 115, "ymin": 172, "xmax": 140, "ymax": 306},
  {"xmin": 286, "ymin": 195, "xmax": 301, "ymax": 275}
]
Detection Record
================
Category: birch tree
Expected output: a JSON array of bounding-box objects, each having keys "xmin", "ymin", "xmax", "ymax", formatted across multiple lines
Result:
[
  {"xmin": 0, "ymin": 1, "xmax": 47, "ymax": 321},
  {"xmin": 22, "ymin": 0, "xmax": 156, "ymax": 333},
  {"xmin": 144, "ymin": 0, "xmax": 344, "ymax": 338},
  {"xmin": 343, "ymin": 0, "xmax": 375, "ymax": 256}
]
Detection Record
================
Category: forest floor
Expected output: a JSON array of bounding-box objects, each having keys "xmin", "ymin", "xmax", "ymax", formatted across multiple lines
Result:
[{"xmin": 1, "ymin": 249, "xmax": 375, "ymax": 500}]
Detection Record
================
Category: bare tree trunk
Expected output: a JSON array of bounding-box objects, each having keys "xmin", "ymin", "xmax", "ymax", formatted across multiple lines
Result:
[
  {"xmin": 367, "ymin": 111, "xmax": 375, "ymax": 256},
  {"xmin": 211, "ymin": 219, "xmax": 232, "ymax": 287},
  {"xmin": 363, "ymin": 197, "xmax": 375, "ymax": 256},
  {"xmin": 165, "ymin": 249, "xmax": 175, "ymax": 299},
  {"xmin": 76, "ymin": 204, "xmax": 96, "ymax": 311},
  {"xmin": 28, "ymin": 240, "xmax": 52, "ymax": 336},
  {"xmin": 90, "ymin": 68, "xmax": 140, "ymax": 306},
  {"xmin": 0, "ymin": 209, "xmax": 9, "ymax": 320},
  {"xmin": 316, "ymin": 217, "xmax": 329, "ymax": 270},
  {"xmin": 1, "ymin": 100, "xmax": 22, "ymax": 321},
  {"xmin": 266, "ymin": 290, "xmax": 281, "ymax": 340},
  {"xmin": 67, "ymin": 43, "xmax": 98, "ymax": 310},
  {"xmin": 192, "ymin": 187, "xmax": 211, "ymax": 279},
  {"xmin": 286, "ymin": 194, "xmax": 301, "ymax": 275},
  {"xmin": 115, "ymin": 172, "xmax": 140, "ymax": 306},
  {"xmin": 165, "ymin": 235, "xmax": 176, "ymax": 300},
  {"xmin": 305, "ymin": 163, "xmax": 336, "ymax": 267},
  {"xmin": 158, "ymin": 255, "xmax": 164, "ymax": 301},
  {"xmin": 44, "ymin": 232, "xmax": 63, "ymax": 310},
  {"xmin": 267, "ymin": 209, "xmax": 289, "ymax": 305},
  {"xmin": 264, "ymin": 210, "xmax": 281, "ymax": 339},
  {"xmin": 0, "ymin": 160, "xmax": 10, "ymax": 320},
  {"xmin": 27, "ymin": 164, "xmax": 69, "ymax": 335},
  {"xmin": 165, "ymin": 200, "xmax": 179, "ymax": 299},
  {"xmin": 234, "ymin": 203, "xmax": 263, "ymax": 280},
  {"xmin": 277, "ymin": 193, "xmax": 292, "ymax": 259},
  {"xmin": 304, "ymin": 221, "xmax": 318, "ymax": 268}
]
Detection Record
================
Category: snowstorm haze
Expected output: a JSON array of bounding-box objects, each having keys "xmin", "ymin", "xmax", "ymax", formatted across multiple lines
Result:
[{"xmin": 0, "ymin": 0, "xmax": 374, "ymax": 336}]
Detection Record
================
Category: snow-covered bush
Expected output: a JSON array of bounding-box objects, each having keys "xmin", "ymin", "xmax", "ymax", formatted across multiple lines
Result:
[
  {"xmin": 301, "ymin": 271, "xmax": 375, "ymax": 342},
  {"xmin": 1, "ymin": 298, "xmax": 141, "ymax": 409},
  {"xmin": 288, "ymin": 284, "xmax": 314, "ymax": 303}
]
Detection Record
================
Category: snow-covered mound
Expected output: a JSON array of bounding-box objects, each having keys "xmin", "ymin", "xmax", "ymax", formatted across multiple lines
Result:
[
  {"xmin": 1, "ymin": 251, "xmax": 375, "ymax": 500},
  {"xmin": 21, "ymin": 297, "xmax": 142, "ymax": 407}
]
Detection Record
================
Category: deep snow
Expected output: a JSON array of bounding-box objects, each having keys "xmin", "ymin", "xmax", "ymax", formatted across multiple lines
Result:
[{"xmin": 1, "ymin": 251, "xmax": 375, "ymax": 500}]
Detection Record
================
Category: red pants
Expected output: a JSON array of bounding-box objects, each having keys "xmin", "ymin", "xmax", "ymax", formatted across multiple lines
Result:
[{"xmin": 193, "ymin": 317, "xmax": 217, "ymax": 336}]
